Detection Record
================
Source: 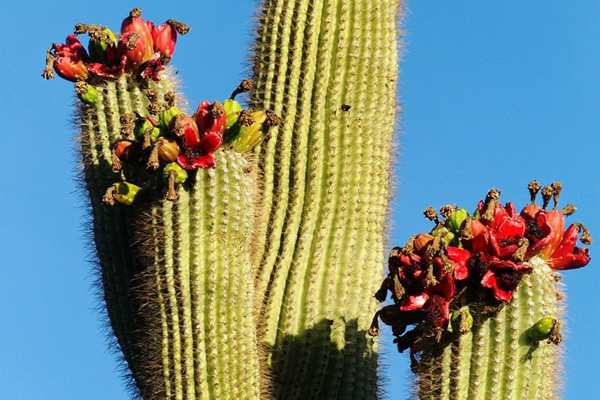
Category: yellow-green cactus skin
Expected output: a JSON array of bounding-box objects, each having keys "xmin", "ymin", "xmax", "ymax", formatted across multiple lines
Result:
[{"xmin": 250, "ymin": 0, "xmax": 401, "ymax": 398}]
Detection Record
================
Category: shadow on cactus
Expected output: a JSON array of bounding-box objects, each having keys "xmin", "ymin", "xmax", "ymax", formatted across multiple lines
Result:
[
  {"xmin": 43, "ymin": 8, "xmax": 279, "ymax": 400},
  {"xmin": 370, "ymin": 181, "xmax": 592, "ymax": 399}
]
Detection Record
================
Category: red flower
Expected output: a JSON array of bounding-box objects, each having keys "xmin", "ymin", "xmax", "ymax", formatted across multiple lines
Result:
[
  {"xmin": 195, "ymin": 101, "xmax": 227, "ymax": 136},
  {"xmin": 473, "ymin": 200, "xmax": 527, "ymax": 259},
  {"xmin": 174, "ymin": 114, "xmax": 221, "ymax": 170},
  {"xmin": 151, "ymin": 22, "xmax": 177, "ymax": 61},
  {"xmin": 120, "ymin": 8, "xmax": 154, "ymax": 67},
  {"xmin": 399, "ymin": 294, "xmax": 429, "ymax": 311},
  {"xmin": 446, "ymin": 246, "xmax": 471, "ymax": 280},
  {"xmin": 424, "ymin": 273, "xmax": 455, "ymax": 327},
  {"xmin": 548, "ymin": 224, "xmax": 591, "ymax": 270},
  {"xmin": 526, "ymin": 209, "xmax": 565, "ymax": 260},
  {"xmin": 480, "ymin": 258, "xmax": 532, "ymax": 302},
  {"xmin": 52, "ymin": 35, "xmax": 89, "ymax": 81}
]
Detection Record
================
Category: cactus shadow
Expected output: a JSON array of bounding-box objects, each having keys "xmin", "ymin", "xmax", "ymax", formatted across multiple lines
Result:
[{"xmin": 268, "ymin": 318, "xmax": 379, "ymax": 400}]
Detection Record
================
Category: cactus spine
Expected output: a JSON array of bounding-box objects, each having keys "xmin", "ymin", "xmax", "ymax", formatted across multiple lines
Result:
[
  {"xmin": 78, "ymin": 75, "xmax": 261, "ymax": 399},
  {"xmin": 415, "ymin": 258, "xmax": 562, "ymax": 400},
  {"xmin": 251, "ymin": 0, "xmax": 400, "ymax": 397}
]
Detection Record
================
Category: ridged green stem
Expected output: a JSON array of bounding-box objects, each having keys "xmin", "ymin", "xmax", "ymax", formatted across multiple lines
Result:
[
  {"xmin": 78, "ymin": 75, "xmax": 261, "ymax": 399},
  {"xmin": 250, "ymin": 0, "xmax": 401, "ymax": 397},
  {"xmin": 415, "ymin": 258, "xmax": 562, "ymax": 400}
]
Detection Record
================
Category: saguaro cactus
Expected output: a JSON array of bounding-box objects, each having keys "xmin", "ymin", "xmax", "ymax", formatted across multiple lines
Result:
[
  {"xmin": 370, "ymin": 183, "xmax": 592, "ymax": 400},
  {"xmin": 43, "ymin": 9, "xmax": 279, "ymax": 399},
  {"xmin": 250, "ymin": 0, "xmax": 400, "ymax": 397}
]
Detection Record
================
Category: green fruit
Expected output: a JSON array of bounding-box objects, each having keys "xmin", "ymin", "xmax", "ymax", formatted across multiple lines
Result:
[
  {"xmin": 446, "ymin": 208, "xmax": 469, "ymax": 233},
  {"xmin": 163, "ymin": 162, "xmax": 188, "ymax": 184},
  {"xmin": 89, "ymin": 27, "xmax": 117, "ymax": 63},
  {"xmin": 159, "ymin": 106, "xmax": 183, "ymax": 129},
  {"xmin": 230, "ymin": 111, "xmax": 268, "ymax": 152},
  {"xmin": 75, "ymin": 83, "xmax": 99, "ymax": 105},
  {"xmin": 527, "ymin": 316, "xmax": 558, "ymax": 342},
  {"xmin": 135, "ymin": 118, "xmax": 161, "ymax": 142},
  {"xmin": 451, "ymin": 307, "xmax": 473, "ymax": 334},
  {"xmin": 431, "ymin": 225, "xmax": 455, "ymax": 246},
  {"xmin": 223, "ymin": 99, "xmax": 243, "ymax": 130},
  {"xmin": 113, "ymin": 182, "xmax": 141, "ymax": 206}
]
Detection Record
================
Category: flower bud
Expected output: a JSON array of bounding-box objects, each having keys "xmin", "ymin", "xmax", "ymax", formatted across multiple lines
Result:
[
  {"xmin": 159, "ymin": 106, "xmax": 183, "ymax": 129},
  {"xmin": 229, "ymin": 110, "xmax": 280, "ymax": 152},
  {"xmin": 450, "ymin": 307, "xmax": 473, "ymax": 335},
  {"xmin": 75, "ymin": 82, "xmax": 99, "ymax": 105},
  {"xmin": 223, "ymin": 99, "xmax": 243, "ymax": 130},
  {"xmin": 163, "ymin": 162, "xmax": 188, "ymax": 184},
  {"xmin": 103, "ymin": 182, "xmax": 141, "ymax": 206},
  {"xmin": 431, "ymin": 225, "xmax": 455, "ymax": 246},
  {"xmin": 88, "ymin": 27, "xmax": 117, "ymax": 63},
  {"xmin": 135, "ymin": 117, "xmax": 161, "ymax": 145},
  {"xmin": 151, "ymin": 22, "xmax": 177, "ymax": 61},
  {"xmin": 114, "ymin": 182, "xmax": 141, "ymax": 205},
  {"xmin": 445, "ymin": 208, "xmax": 469, "ymax": 234},
  {"xmin": 163, "ymin": 161, "xmax": 188, "ymax": 201}
]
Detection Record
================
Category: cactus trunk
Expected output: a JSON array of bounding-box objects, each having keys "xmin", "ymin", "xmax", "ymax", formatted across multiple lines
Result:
[
  {"xmin": 78, "ymin": 75, "xmax": 261, "ymax": 399},
  {"xmin": 415, "ymin": 258, "xmax": 562, "ymax": 400},
  {"xmin": 250, "ymin": 0, "xmax": 401, "ymax": 398}
]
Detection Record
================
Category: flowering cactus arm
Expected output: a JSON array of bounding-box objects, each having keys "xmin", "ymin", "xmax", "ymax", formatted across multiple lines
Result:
[
  {"xmin": 250, "ymin": 0, "xmax": 401, "ymax": 397},
  {"xmin": 416, "ymin": 260, "xmax": 561, "ymax": 399},
  {"xmin": 47, "ymin": 9, "xmax": 268, "ymax": 399},
  {"xmin": 371, "ymin": 183, "xmax": 591, "ymax": 400}
]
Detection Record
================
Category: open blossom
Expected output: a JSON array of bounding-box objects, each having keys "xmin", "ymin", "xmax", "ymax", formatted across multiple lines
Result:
[
  {"xmin": 480, "ymin": 256, "xmax": 533, "ymax": 302},
  {"xmin": 51, "ymin": 35, "xmax": 89, "ymax": 81},
  {"xmin": 174, "ymin": 108, "xmax": 223, "ymax": 170}
]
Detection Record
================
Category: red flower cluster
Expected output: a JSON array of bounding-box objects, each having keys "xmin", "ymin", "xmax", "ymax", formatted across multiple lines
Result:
[
  {"xmin": 370, "ymin": 181, "xmax": 591, "ymax": 359},
  {"xmin": 173, "ymin": 101, "xmax": 227, "ymax": 170},
  {"xmin": 43, "ymin": 8, "xmax": 189, "ymax": 82}
]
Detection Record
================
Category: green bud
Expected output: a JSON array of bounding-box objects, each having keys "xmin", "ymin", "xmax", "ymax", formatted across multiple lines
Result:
[
  {"xmin": 159, "ymin": 106, "xmax": 183, "ymax": 130},
  {"xmin": 163, "ymin": 162, "xmax": 188, "ymax": 184},
  {"xmin": 113, "ymin": 182, "xmax": 141, "ymax": 206},
  {"xmin": 446, "ymin": 208, "xmax": 469, "ymax": 233},
  {"xmin": 223, "ymin": 99, "xmax": 243, "ymax": 130},
  {"xmin": 88, "ymin": 28, "xmax": 117, "ymax": 63},
  {"xmin": 431, "ymin": 225, "xmax": 455, "ymax": 246},
  {"xmin": 135, "ymin": 118, "xmax": 161, "ymax": 143},
  {"xmin": 451, "ymin": 307, "xmax": 473, "ymax": 335},
  {"xmin": 75, "ymin": 82, "xmax": 99, "ymax": 105},
  {"xmin": 526, "ymin": 317, "xmax": 559, "ymax": 343},
  {"xmin": 229, "ymin": 110, "xmax": 269, "ymax": 152}
]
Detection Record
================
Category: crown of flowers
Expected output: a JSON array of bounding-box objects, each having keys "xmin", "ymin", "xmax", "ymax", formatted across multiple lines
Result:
[
  {"xmin": 369, "ymin": 181, "xmax": 591, "ymax": 368},
  {"xmin": 42, "ymin": 8, "xmax": 280, "ymax": 206}
]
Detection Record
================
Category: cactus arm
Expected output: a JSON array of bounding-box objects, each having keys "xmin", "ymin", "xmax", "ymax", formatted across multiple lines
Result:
[
  {"xmin": 415, "ymin": 259, "xmax": 562, "ymax": 400},
  {"xmin": 251, "ymin": 0, "xmax": 401, "ymax": 397},
  {"xmin": 77, "ymin": 71, "xmax": 262, "ymax": 399}
]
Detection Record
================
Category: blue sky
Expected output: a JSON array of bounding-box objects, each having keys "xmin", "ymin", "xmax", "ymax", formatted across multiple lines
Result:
[{"xmin": 1, "ymin": 1, "xmax": 598, "ymax": 399}]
